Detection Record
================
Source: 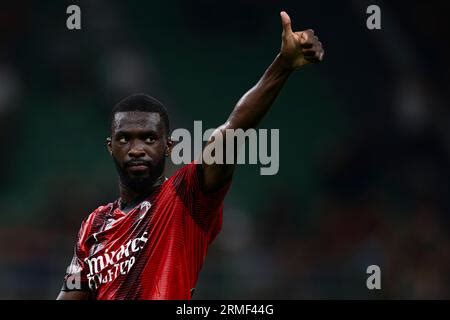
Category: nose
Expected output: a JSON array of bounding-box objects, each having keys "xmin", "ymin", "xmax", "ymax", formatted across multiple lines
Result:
[{"xmin": 128, "ymin": 141, "xmax": 146, "ymax": 158}]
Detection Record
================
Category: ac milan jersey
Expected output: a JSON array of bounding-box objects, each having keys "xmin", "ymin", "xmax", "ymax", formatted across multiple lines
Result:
[{"xmin": 61, "ymin": 162, "xmax": 231, "ymax": 299}]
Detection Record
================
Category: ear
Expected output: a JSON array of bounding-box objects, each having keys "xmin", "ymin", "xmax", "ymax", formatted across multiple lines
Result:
[
  {"xmin": 165, "ymin": 137, "xmax": 174, "ymax": 157},
  {"xmin": 106, "ymin": 137, "xmax": 113, "ymax": 156}
]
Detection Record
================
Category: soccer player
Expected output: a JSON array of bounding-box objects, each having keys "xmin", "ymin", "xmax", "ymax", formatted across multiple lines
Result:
[{"xmin": 57, "ymin": 11, "xmax": 324, "ymax": 300}]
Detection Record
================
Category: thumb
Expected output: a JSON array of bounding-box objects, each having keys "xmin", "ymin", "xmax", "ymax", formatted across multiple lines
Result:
[{"xmin": 280, "ymin": 11, "xmax": 292, "ymax": 34}]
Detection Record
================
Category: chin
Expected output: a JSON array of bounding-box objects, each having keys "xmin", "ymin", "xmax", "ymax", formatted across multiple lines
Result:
[
  {"xmin": 129, "ymin": 173, "xmax": 151, "ymax": 181},
  {"xmin": 126, "ymin": 177, "xmax": 153, "ymax": 191}
]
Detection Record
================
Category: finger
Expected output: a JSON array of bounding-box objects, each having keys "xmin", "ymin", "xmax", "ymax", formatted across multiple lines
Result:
[
  {"xmin": 303, "ymin": 49, "xmax": 324, "ymax": 62},
  {"xmin": 319, "ymin": 50, "xmax": 325, "ymax": 61},
  {"xmin": 280, "ymin": 11, "xmax": 293, "ymax": 34},
  {"xmin": 300, "ymin": 41, "xmax": 313, "ymax": 49},
  {"xmin": 296, "ymin": 31, "xmax": 308, "ymax": 45},
  {"xmin": 302, "ymin": 45, "xmax": 321, "ymax": 56},
  {"xmin": 296, "ymin": 30, "xmax": 315, "ymax": 45},
  {"xmin": 303, "ymin": 40, "xmax": 321, "ymax": 50},
  {"xmin": 302, "ymin": 49, "xmax": 317, "ymax": 57},
  {"xmin": 299, "ymin": 36, "xmax": 321, "ymax": 51},
  {"xmin": 302, "ymin": 44, "xmax": 321, "ymax": 54},
  {"xmin": 300, "ymin": 38, "xmax": 317, "ymax": 49}
]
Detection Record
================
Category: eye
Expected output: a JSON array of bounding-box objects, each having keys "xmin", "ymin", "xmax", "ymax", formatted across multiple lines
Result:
[
  {"xmin": 118, "ymin": 137, "xmax": 128, "ymax": 144},
  {"xmin": 145, "ymin": 136, "xmax": 156, "ymax": 144}
]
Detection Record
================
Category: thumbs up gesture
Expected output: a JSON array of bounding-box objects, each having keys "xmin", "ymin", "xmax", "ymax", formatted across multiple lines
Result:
[{"xmin": 280, "ymin": 11, "xmax": 324, "ymax": 69}]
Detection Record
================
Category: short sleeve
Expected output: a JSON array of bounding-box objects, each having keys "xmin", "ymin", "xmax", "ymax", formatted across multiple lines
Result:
[
  {"xmin": 61, "ymin": 219, "xmax": 91, "ymax": 292},
  {"xmin": 170, "ymin": 162, "xmax": 231, "ymax": 242}
]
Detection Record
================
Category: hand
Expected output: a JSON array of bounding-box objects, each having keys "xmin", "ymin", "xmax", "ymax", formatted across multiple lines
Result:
[{"xmin": 279, "ymin": 11, "xmax": 325, "ymax": 69}]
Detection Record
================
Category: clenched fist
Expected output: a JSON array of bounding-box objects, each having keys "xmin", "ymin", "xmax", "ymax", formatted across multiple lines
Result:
[{"xmin": 279, "ymin": 11, "xmax": 325, "ymax": 69}]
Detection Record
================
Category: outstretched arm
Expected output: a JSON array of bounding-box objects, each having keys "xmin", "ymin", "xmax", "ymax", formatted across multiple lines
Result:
[{"xmin": 201, "ymin": 11, "xmax": 325, "ymax": 191}]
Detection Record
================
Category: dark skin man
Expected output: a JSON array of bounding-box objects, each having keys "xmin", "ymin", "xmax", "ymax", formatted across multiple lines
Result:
[{"xmin": 57, "ymin": 11, "xmax": 324, "ymax": 300}]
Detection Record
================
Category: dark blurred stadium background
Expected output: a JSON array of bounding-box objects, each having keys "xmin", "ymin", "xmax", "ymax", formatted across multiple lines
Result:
[{"xmin": 1, "ymin": 0, "xmax": 449, "ymax": 299}]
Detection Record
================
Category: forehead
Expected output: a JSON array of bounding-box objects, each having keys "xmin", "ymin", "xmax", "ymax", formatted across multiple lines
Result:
[{"xmin": 112, "ymin": 111, "xmax": 162, "ymax": 133}]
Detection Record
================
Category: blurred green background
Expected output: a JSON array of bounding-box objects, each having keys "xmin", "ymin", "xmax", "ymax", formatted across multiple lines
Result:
[{"xmin": 0, "ymin": 0, "xmax": 449, "ymax": 299}]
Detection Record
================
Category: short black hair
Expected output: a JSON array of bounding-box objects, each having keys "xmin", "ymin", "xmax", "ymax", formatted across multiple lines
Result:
[{"xmin": 110, "ymin": 93, "xmax": 170, "ymax": 135}]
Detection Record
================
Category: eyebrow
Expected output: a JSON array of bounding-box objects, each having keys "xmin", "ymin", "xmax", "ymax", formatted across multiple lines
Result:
[{"xmin": 114, "ymin": 129, "xmax": 159, "ymax": 136}]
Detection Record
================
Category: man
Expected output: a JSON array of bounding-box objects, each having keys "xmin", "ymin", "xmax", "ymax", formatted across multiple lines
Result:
[{"xmin": 57, "ymin": 11, "xmax": 324, "ymax": 300}]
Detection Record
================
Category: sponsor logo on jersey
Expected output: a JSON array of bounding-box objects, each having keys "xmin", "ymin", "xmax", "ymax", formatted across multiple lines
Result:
[{"xmin": 85, "ymin": 231, "xmax": 149, "ymax": 290}]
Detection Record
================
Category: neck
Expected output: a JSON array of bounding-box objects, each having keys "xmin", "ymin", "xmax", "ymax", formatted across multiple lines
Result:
[{"xmin": 118, "ymin": 174, "xmax": 165, "ymax": 210}]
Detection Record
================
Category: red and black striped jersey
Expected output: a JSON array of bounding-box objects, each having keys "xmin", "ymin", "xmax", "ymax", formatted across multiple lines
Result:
[{"xmin": 62, "ymin": 162, "xmax": 231, "ymax": 299}]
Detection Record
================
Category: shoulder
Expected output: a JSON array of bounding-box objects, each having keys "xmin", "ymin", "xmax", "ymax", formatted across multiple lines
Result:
[{"xmin": 167, "ymin": 162, "xmax": 200, "ymax": 187}]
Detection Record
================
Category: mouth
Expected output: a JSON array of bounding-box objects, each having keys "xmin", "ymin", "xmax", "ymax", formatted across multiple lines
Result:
[{"xmin": 126, "ymin": 161, "xmax": 151, "ymax": 172}]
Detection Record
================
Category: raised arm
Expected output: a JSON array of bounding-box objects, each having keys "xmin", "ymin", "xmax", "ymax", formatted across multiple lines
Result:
[{"xmin": 201, "ymin": 11, "xmax": 325, "ymax": 191}]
